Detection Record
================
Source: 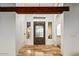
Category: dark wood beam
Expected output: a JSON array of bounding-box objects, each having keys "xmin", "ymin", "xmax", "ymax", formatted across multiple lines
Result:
[
  {"xmin": 0, "ymin": 7, "xmax": 69, "ymax": 14},
  {"xmin": 0, "ymin": 7, "xmax": 16, "ymax": 12}
]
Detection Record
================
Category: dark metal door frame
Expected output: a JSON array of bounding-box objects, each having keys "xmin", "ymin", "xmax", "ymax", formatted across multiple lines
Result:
[{"xmin": 34, "ymin": 21, "xmax": 45, "ymax": 45}]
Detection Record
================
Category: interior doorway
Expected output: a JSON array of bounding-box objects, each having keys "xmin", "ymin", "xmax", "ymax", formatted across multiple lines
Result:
[{"xmin": 34, "ymin": 22, "xmax": 45, "ymax": 45}]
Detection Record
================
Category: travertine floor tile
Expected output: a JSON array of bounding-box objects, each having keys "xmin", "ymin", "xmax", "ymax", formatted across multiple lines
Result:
[{"xmin": 17, "ymin": 45, "xmax": 62, "ymax": 56}]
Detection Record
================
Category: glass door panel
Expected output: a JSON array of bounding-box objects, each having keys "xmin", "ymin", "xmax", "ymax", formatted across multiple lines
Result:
[{"xmin": 35, "ymin": 25, "xmax": 44, "ymax": 37}]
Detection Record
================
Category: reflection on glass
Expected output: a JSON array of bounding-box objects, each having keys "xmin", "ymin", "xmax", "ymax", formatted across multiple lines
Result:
[
  {"xmin": 35, "ymin": 26, "xmax": 44, "ymax": 37},
  {"xmin": 26, "ymin": 22, "xmax": 31, "ymax": 39},
  {"xmin": 57, "ymin": 24, "xmax": 61, "ymax": 36},
  {"xmin": 48, "ymin": 22, "xmax": 52, "ymax": 39},
  {"xmin": 56, "ymin": 24, "xmax": 61, "ymax": 38}
]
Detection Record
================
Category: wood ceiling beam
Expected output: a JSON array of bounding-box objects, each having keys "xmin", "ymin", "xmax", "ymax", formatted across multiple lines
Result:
[
  {"xmin": 0, "ymin": 7, "xmax": 16, "ymax": 12},
  {"xmin": 0, "ymin": 7, "xmax": 69, "ymax": 14}
]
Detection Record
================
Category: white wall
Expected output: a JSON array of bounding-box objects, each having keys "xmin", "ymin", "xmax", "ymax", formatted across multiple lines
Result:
[
  {"xmin": 54, "ymin": 14, "xmax": 64, "ymax": 55},
  {"xmin": 64, "ymin": 3, "xmax": 79, "ymax": 56},
  {"xmin": 16, "ymin": 14, "xmax": 26, "ymax": 54},
  {"xmin": 54, "ymin": 14, "xmax": 63, "ymax": 45},
  {"xmin": 0, "ymin": 12, "xmax": 16, "ymax": 56}
]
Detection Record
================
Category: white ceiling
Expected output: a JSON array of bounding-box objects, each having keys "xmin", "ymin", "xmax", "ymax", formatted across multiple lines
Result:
[
  {"xmin": 16, "ymin": 3, "xmax": 63, "ymax": 7},
  {"xmin": 0, "ymin": 3, "xmax": 16, "ymax": 7},
  {"xmin": 0, "ymin": 3, "xmax": 63, "ymax": 7}
]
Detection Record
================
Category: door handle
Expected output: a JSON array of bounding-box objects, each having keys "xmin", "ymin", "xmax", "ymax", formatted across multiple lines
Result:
[{"xmin": 24, "ymin": 33, "xmax": 26, "ymax": 35}]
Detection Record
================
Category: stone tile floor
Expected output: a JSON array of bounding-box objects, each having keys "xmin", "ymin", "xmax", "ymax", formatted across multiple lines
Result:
[{"xmin": 17, "ymin": 45, "xmax": 62, "ymax": 56}]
